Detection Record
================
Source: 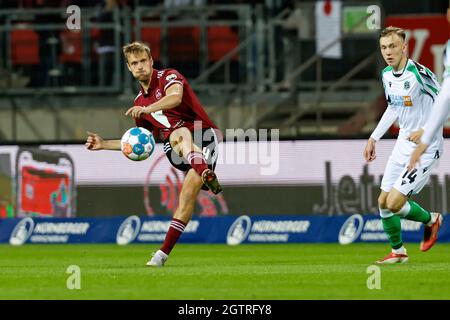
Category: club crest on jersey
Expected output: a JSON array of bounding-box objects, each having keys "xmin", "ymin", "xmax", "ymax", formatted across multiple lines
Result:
[
  {"xmin": 155, "ymin": 89, "xmax": 162, "ymax": 100},
  {"xmin": 166, "ymin": 74, "xmax": 177, "ymax": 81},
  {"xmin": 403, "ymin": 96, "xmax": 413, "ymax": 107},
  {"xmin": 389, "ymin": 81, "xmax": 392, "ymax": 87},
  {"xmin": 404, "ymin": 81, "xmax": 410, "ymax": 90}
]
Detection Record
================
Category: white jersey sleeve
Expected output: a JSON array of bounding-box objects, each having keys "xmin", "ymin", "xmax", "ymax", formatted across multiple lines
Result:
[
  {"xmin": 422, "ymin": 77, "xmax": 450, "ymax": 144},
  {"xmin": 409, "ymin": 61, "xmax": 440, "ymax": 102},
  {"xmin": 370, "ymin": 72, "xmax": 398, "ymax": 141},
  {"xmin": 420, "ymin": 40, "xmax": 450, "ymax": 145},
  {"xmin": 370, "ymin": 105, "xmax": 398, "ymax": 141},
  {"xmin": 444, "ymin": 39, "xmax": 450, "ymax": 80}
]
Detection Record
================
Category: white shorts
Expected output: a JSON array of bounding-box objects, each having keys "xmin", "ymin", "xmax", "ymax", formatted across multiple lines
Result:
[{"xmin": 381, "ymin": 147, "xmax": 441, "ymax": 196}]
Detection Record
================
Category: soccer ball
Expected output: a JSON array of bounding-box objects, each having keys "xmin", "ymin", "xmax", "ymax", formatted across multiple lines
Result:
[{"xmin": 121, "ymin": 127, "xmax": 155, "ymax": 161}]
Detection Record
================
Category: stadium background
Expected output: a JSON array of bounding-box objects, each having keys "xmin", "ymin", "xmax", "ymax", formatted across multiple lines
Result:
[{"xmin": 0, "ymin": 0, "xmax": 449, "ymax": 228}]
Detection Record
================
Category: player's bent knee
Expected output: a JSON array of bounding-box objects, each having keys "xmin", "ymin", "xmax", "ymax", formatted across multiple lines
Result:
[
  {"xmin": 386, "ymin": 191, "xmax": 407, "ymax": 213},
  {"xmin": 378, "ymin": 192, "xmax": 394, "ymax": 218},
  {"xmin": 386, "ymin": 200, "xmax": 403, "ymax": 214},
  {"xmin": 377, "ymin": 195, "xmax": 387, "ymax": 209}
]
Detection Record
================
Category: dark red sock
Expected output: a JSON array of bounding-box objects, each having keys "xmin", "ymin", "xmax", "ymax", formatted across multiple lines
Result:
[
  {"xmin": 186, "ymin": 151, "xmax": 208, "ymax": 176},
  {"xmin": 160, "ymin": 218, "xmax": 187, "ymax": 255}
]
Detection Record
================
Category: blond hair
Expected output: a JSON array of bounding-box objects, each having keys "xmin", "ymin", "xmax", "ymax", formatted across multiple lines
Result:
[
  {"xmin": 379, "ymin": 26, "xmax": 406, "ymax": 41},
  {"xmin": 122, "ymin": 41, "xmax": 151, "ymax": 62}
]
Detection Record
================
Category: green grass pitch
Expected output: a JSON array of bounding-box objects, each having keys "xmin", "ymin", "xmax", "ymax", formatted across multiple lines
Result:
[{"xmin": 1, "ymin": 243, "xmax": 449, "ymax": 299}]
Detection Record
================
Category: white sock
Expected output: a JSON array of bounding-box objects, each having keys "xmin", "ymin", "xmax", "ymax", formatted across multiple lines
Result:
[
  {"xmin": 393, "ymin": 246, "xmax": 406, "ymax": 254},
  {"xmin": 426, "ymin": 212, "xmax": 437, "ymax": 227},
  {"xmin": 379, "ymin": 207, "xmax": 393, "ymax": 218},
  {"xmin": 396, "ymin": 201, "xmax": 411, "ymax": 217}
]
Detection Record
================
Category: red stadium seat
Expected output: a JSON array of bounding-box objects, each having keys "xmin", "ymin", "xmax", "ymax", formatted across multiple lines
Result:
[
  {"xmin": 207, "ymin": 26, "xmax": 238, "ymax": 62},
  {"xmin": 59, "ymin": 29, "xmax": 82, "ymax": 64},
  {"xmin": 10, "ymin": 29, "xmax": 39, "ymax": 65},
  {"xmin": 168, "ymin": 27, "xmax": 200, "ymax": 63},
  {"xmin": 140, "ymin": 27, "xmax": 161, "ymax": 61},
  {"xmin": 90, "ymin": 27, "xmax": 101, "ymax": 41}
]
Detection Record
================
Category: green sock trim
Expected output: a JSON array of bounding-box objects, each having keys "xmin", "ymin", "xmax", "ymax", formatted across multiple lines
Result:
[
  {"xmin": 405, "ymin": 200, "xmax": 431, "ymax": 224},
  {"xmin": 382, "ymin": 215, "xmax": 403, "ymax": 249}
]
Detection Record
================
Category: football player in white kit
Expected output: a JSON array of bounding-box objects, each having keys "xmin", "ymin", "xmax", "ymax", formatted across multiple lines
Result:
[
  {"xmin": 409, "ymin": 6, "xmax": 450, "ymax": 170},
  {"xmin": 363, "ymin": 26, "xmax": 444, "ymax": 264}
]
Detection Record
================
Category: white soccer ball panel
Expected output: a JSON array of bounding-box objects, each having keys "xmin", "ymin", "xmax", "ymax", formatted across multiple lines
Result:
[{"xmin": 120, "ymin": 127, "xmax": 155, "ymax": 161}]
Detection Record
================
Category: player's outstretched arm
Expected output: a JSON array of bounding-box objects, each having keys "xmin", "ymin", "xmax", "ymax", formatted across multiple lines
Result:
[
  {"xmin": 407, "ymin": 78, "xmax": 450, "ymax": 170},
  {"xmin": 421, "ymin": 77, "xmax": 450, "ymax": 146},
  {"xmin": 407, "ymin": 142, "xmax": 428, "ymax": 171},
  {"xmin": 407, "ymin": 128, "xmax": 424, "ymax": 144},
  {"xmin": 363, "ymin": 137, "xmax": 377, "ymax": 162},
  {"xmin": 363, "ymin": 103, "xmax": 398, "ymax": 163},
  {"xmin": 85, "ymin": 131, "xmax": 121, "ymax": 151},
  {"xmin": 409, "ymin": 78, "xmax": 450, "ymax": 146}
]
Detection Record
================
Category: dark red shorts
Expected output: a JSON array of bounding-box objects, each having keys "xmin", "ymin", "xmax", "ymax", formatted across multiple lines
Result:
[{"xmin": 163, "ymin": 127, "xmax": 219, "ymax": 173}]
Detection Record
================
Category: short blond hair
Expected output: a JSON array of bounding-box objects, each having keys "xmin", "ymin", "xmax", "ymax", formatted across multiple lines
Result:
[
  {"xmin": 122, "ymin": 41, "xmax": 151, "ymax": 62},
  {"xmin": 379, "ymin": 26, "xmax": 406, "ymax": 41}
]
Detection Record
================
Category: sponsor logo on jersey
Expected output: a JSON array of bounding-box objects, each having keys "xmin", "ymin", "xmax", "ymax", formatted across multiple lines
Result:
[
  {"xmin": 403, "ymin": 96, "xmax": 413, "ymax": 106},
  {"xmin": 388, "ymin": 94, "xmax": 407, "ymax": 107},
  {"xmin": 166, "ymin": 74, "xmax": 177, "ymax": 81},
  {"xmin": 388, "ymin": 94, "xmax": 413, "ymax": 107}
]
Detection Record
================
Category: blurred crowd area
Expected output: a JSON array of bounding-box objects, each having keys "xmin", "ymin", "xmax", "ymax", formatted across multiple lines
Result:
[
  {"xmin": 0, "ymin": 0, "xmax": 294, "ymax": 13},
  {"xmin": 0, "ymin": 0, "xmax": 446, "ymax": 14},
  {"xmin": 0, "ymin": 0, "xmax": 297, "ymax": 89},
  {"xmin": 0, "ymin": 0, "xmax": 447, "ymax": 89}
]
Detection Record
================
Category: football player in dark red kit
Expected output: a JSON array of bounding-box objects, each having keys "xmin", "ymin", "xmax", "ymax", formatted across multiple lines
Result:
[{"xmin": 85, "ymin": 42, "xmax": 222, "ymax": 267}]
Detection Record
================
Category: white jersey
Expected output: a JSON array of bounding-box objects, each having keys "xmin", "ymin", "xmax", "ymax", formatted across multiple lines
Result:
[
  {"xmin": 371, "ymin": 58, "xmax": 443, "ymax": 162},
  {"xmin": 444, "ymin": 39, "xmax": 450, "ymax": 80},
  {"xmin": 421, "ymin": 39, "xmax": 450, "ymax": 145}
]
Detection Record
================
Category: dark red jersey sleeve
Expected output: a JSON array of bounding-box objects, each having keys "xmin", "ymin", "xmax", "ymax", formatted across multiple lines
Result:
[{"xmin": 161, "ymin": 69, "xmax": 185, "ymax": 93}]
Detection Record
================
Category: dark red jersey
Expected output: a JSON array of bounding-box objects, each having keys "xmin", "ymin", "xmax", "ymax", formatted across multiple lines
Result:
[{"xmin": 133, "ymin": 68, "xmax": 219, "ymax": 140}]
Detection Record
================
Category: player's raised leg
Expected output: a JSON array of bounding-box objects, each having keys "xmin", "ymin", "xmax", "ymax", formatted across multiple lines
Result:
[
  {"xmin": 420, "ymin": 212, "xmax": 443, "ymax": 252},
  {"xmin": 170, "ymin": 127, "xmax": 222, "ymax": 194},
  {"xmin": 387, "ymin": 189, "xmax": 442, "ymax": 252},
  {"xmin": 390, "ymin": 163, "xmax": 444, "ymax": 252},
  {"xmin": 377, "ymin": 190, "xmax": 409, "ymax": 264},
  {"xmin": 146, "ymin": 168, "xmax": 203, "ymax": 267}
]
